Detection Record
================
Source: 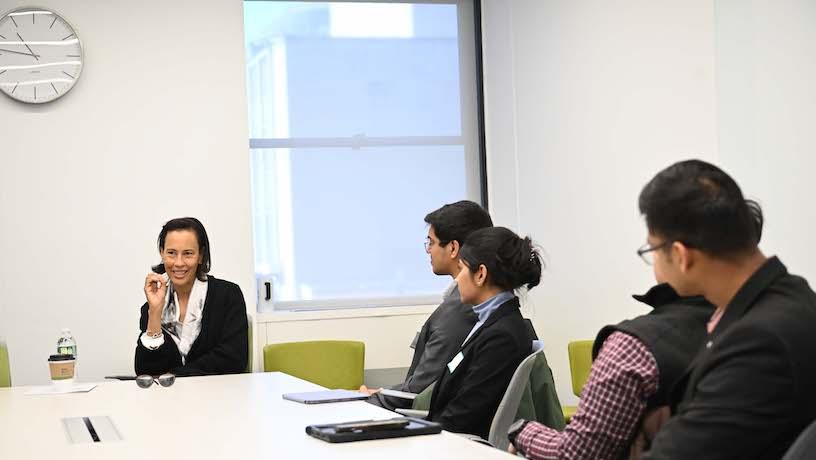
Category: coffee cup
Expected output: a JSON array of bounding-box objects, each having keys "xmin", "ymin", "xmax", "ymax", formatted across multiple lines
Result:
[{"xmin": 48, "ymin": 354, "xmax": 76, "ymax": 386}]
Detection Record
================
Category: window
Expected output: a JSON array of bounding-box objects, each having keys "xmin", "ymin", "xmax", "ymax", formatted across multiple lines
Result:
[{"xmin": 244, "ymin": 0, "xmax": 484, "ymax": 310}]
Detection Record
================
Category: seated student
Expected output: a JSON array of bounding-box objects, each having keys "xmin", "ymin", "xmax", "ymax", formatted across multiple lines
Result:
[
  {"xmin": 361, "ymin": 200, "xmax": 492, "ymax": 410},
  {"xmin": 509, "ymin": 283, "xmax": 714, "ymax": 459},
  {"xmin": 427, "ymin": 226, "xmax": 541, "ymax": 439},
  {"xmin": 632, "ymin": 160, "xmax": 816, "ymax": 460},
  {"xmin": 135, "ymin": 217, "xmax": 248, "ymax": 377}
]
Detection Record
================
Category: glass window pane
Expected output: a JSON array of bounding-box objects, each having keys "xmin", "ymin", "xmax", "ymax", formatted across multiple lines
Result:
[
  {"xmin": 244, "ymin": 1, "xmax": 481, "ymax": 309},
  {"xmin": 251, "ymin": 146, "xmax": 464, "ymax": 303},
  {"xmin": 245, "ymin": 1, "xmax": 462, "ymax": 138}
]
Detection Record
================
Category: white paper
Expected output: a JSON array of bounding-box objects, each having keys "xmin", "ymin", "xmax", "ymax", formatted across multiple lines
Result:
[{"xmin": 25, "ymin": 383, "xmax": 97, "ymax": 395}]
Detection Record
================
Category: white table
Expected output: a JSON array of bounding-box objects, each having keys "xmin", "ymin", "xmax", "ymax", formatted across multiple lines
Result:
[{"xmin": 0, "ymin": 372, "xmax": 513, "ymax": 459}]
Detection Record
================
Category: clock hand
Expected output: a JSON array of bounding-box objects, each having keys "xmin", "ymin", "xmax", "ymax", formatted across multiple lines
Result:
[
  {"xmin": 15, "ymin": 32, "xmax": 39, "ymax": 61},
  {"xmin": 0, "ymin": 48, "xmax": 41, "ymax": 58}
]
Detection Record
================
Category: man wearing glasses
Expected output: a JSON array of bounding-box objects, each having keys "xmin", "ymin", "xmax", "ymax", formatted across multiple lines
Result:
[
  {"xmin": 361, "ymin": 200, "xmax": 492, "ymax": 410},
  {"xmin": 509, "ymin": 189, "xmax": 723, "ymax": 459},
  {"xmin": 627, "ymin": 160, "xmax": 816, "ymax": 460}
]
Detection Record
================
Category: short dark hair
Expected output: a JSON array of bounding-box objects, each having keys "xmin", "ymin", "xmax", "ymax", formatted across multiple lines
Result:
[
  {"xmin": 639, "ymin": 159, "xmax": 763, "ymax": 257},
  {"xmin": 459, "ymin": 226, "xmax": 543, "ymax": 291},
  {"xmin": 152, "ymin": 217, "xmax": 211, "ymax": 281},
  {"xmin": 424, "ymin": 200, "xmax": 493, "ymax": 245}
]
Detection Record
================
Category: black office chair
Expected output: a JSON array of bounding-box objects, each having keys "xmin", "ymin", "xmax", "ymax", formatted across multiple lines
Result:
[{"xmin": 782, "ymin": 419, "xmax": 816, "ymax": 460}]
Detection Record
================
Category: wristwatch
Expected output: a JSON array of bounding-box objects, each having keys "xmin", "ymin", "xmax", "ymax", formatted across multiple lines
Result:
[{"xmin": 507, "ymin": 418, "xmax": 529, "ymax": 446}]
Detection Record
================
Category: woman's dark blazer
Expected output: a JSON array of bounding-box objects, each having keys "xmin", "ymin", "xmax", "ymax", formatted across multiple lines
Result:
[
  {"xmin": 428, "ymin": 296, "xmax": 532, "ymax": 439},
  {"xmin": 134, "ymin": 276, "xmax": 248, "ymax": 377}
]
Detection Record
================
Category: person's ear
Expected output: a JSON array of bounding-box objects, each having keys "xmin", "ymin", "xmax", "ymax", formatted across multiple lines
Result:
[
  {"xmin": 476, "ymin": 264, "xmax": 488, "ymax": 287},
  {"xmin": 672, "ymin": 241, "xmax": 694, "ymax": 273},
  {"xmin": 448, "ymin": 240, "xmax": 460, "ymax": 260}
]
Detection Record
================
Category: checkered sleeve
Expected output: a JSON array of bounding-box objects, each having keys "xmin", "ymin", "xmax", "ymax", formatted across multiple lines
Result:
[{"xmin": 514, "ymin": 332, "xmax": 659, "ymax": 460}]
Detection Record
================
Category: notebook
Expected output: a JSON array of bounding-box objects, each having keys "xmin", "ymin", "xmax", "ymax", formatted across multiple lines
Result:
[{"xmin": 282, "ymin": 389, "xmax": 370, "ymax": 404}]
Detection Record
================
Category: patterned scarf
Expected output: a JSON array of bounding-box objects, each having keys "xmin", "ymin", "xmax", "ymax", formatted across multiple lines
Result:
[{"xmin": 160, "ymin": 276, "xmax": 208, "ymax": 363}]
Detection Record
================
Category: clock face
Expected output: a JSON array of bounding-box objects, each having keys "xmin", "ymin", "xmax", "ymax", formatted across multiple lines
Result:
[{"xmin": 0, "ymin": 8, "xmax": 83, "ymax": 104}]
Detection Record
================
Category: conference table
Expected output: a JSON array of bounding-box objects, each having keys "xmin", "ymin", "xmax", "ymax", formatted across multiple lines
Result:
[{"xmin": 0, "ymin": 372, "xmax": 513, "ymax": 459}]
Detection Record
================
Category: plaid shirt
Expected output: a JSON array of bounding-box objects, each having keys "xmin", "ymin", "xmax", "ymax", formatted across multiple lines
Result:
[{"xmin": 514, "ymin": 332, "xmax": 659, "ymax": 460}]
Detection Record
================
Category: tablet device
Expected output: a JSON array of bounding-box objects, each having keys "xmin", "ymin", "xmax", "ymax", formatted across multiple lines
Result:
[
  {"xmin": 282, "ymin": 389, "xmax": 370, "ymax": 404},
  {"xmin": 306, "ymin": 417, "xmax": 442, "ymax": 443}
]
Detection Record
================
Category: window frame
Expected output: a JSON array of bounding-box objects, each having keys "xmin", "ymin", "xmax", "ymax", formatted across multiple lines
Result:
[{"xmin": 244, "ymin": 0, "xmax": 488, "ymax": 312}]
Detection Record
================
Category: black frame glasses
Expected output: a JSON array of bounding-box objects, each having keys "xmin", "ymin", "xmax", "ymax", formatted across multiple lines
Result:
[{"xmin": 636, "ymin": 241, "xmax": 671, "ymax": 266}]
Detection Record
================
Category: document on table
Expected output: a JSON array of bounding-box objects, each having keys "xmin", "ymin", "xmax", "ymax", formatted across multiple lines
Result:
[{"xmin": 25, "ymin": 383, "xmax": 97, "ymax": 395}]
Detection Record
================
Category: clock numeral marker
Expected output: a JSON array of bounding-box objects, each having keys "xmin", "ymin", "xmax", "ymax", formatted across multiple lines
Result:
[
  {"xmin": 10, "ymin": 16, "xmax": 18, "ymax": 28},
  {"xmin": 0, "ymin": 70, "xmax": 6, "ymax": 76},
  {"xmin": 50, "ymin": 16, "xmax": 58, "ymax": 29},
  {"xmin": 11, "ymin": 82, "xmax": 19, "ymax": 94},
  {"xmin": 34, "ymin": 85, "xmax": 37, "ymax": 100},
  {"xmin": 51, "ymin": 83, "xmax": 59, "ymax": 95},
  {"xmin": 62, "ymin": 71, "xmax": 75, "ymax": 79},
  {"xmin": 62, "ymin": 33, "xmax": 75, "ymax": 41},
  {"xmin": 0, "ymin": 34, "xmax": 5, "ymax": 39},
  {"xmin": 32, "ymin": 13, "xmax": 35, "ymax": 24},
  {"xmin": 66, "ymin": 54, "xmax": 80, "ymax": 58}
]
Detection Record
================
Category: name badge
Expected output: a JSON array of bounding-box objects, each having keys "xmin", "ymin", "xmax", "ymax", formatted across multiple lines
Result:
[{"xmin": 447, "ymin": 352, "xmax": 464, "ymax": 373}]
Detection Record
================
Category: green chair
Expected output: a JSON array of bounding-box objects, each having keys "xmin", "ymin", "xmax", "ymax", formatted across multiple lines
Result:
[
  {"xmin": 263, "ymin": 340, "xmax": 365, "ymax": 390},
  {"xmin": 1, "ymin": 340, "xmax": 11, "ymax": 388},
  {"xmin": 562, "ymin": 340, "xmax": 594, "ymax": 422},
  {"xmin": 246, "ymin": 314, "xmax": 254, "ymax": 373},
  {"xmin": 490, "ymin": 349, "xmax": 565, "ymax": 449}
]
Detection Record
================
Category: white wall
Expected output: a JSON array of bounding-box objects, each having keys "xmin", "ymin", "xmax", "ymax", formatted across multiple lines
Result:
[
  {"xmin": 481, "ymin": 0, "xmax": 720, "ymax": 403},
  {"xmin": 0, "ymin": 0, "xmax": 254, "ymax": 385},
  {"xmin": 715, "ymin": 0, "xmax": 816, "ymax": 283},
  {"xmin": 481, "ymin": 0, "xmax": 816, "ymax": 405}
]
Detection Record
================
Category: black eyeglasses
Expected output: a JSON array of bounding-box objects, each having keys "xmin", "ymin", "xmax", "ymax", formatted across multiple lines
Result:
[
  {"xmin": 135, "ymin": 373, "xmax": 176, "ymax": 389},
  {"xmin": 636, "ymin": 241, "xmax": 671, "ymax": 266},
  {"xmin": 423, "ymin": 237, "xmax": 449, "ymax": 252}
]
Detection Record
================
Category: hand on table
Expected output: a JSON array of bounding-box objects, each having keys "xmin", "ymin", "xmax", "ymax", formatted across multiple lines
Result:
[{"xmin": 358, "ymin": 385, "xmax": 380, "ymax": 396}]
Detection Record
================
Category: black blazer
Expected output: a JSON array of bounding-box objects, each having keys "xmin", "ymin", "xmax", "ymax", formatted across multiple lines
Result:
[
  {"xmin": 428, "ymin": 296, "xmax": 532, "ymax": 439},
  {"xmin": 642, "ymin": 257, "xmax": 816, "ymax": 460},
  {"xmin": 376, "ymin": 285, "xmax": 477, "ymax": 410},
  {"xmin": 134, "ymin": 276, "xmax": 248, "ymax": 377}
]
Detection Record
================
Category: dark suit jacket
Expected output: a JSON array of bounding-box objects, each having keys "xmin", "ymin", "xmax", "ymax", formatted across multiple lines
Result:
[
  {"xmin": 375, "ymin": 285, "xmax": 476, "ymax": 410},
  {"xmin": 428, "ymin": 296, "xmax": 532, "ymax": 439},
  {"xmin": 134, "ymin": 276, "xmax": 248, "ymax": 377},
  {"xmin": 375, "ymin": 285, "xmax": 478, "ymax": 410},
  {"xmin": 641, "ymin": 257, "xmax": 816, "ymax": 460}
]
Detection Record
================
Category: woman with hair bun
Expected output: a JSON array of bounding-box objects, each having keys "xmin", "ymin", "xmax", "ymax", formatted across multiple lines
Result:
[{"xmin": 427, "ymin": 226, "xmax": 542, "ymax": 439}]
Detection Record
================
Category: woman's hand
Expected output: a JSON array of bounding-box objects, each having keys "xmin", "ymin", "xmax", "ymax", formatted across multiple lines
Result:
[{"xmin": 144, "ymin": 273, "xmax": 168, "ymax": 313}]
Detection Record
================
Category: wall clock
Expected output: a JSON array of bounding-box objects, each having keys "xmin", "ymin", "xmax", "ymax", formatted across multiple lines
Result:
[{"xmin": 0, "ymin": 7, "xmax": 83, "ymax": 103}]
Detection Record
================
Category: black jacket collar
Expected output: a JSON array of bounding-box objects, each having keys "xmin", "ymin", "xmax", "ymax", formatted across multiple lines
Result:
[
  {"xmin": 633, "ymin": 283, "xmax": 708, "ymax": 309},
  {"xmin": 460, "ymin": 296, "xmax": 520, "ymax": 349},
  {"xmin": 713, "ymin": 256, "xmax": 787, "ymax": 336}
]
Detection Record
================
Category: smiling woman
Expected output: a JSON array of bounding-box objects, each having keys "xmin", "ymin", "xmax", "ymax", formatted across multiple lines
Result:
[{"xmin": 134, "ymin": 217, "xmax": 248, "ymax": 377}]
